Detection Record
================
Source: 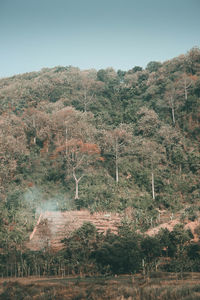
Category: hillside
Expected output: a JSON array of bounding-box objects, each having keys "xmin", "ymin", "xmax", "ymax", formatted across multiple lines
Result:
[
  {"xmin": 0, "ymin": 47, "xmax": 200, "ymax": 276},
  {"xmin": 26, "ymin": 210, "xmax": 121, "ymax": 251},
  {"xmin": 26, "ymin": 209, "xmax": 200, "ymax": 252}
]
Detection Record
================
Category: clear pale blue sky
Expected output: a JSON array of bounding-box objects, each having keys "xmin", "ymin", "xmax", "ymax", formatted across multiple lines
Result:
[{"xmin": 0, "ymin": 0, "xmax": 199, "ymax": 78}]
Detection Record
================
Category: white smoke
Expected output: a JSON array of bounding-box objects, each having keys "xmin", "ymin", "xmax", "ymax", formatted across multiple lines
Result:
[{"xmin": 23, "ymin": 186, "xmax": 74, "ymax": 217}]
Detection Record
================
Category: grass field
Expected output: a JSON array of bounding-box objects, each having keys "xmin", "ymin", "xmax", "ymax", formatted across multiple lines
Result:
[{"xmin": 1, "ymin": 273, "xmax": 200, "ymax": 299}]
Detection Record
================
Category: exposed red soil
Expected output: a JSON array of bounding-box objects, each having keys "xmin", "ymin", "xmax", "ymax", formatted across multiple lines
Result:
[
  {"xmin": 146, "ymin": 220, "xmax": 180, "ymax": 236},
  {"xmin": 26, "ymin": 210, "xmax": 121, "ymax": 251},
  {"xmin": 26, "ymin": 209, "xmax": 200, "ymax": 252},
  {"xmin": 146, "ymin": 219, "xmax": 200, "ymax": 242}
]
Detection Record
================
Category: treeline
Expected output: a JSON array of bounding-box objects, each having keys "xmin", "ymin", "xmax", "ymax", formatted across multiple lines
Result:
[{"xmin": 1, "ymin": 222, "xmax": 200, "ymax": 277}]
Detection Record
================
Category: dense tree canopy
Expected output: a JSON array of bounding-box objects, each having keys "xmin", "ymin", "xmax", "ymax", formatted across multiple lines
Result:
[{"xmin": 0, "ymin": 47, "xmax": 200, "ymax": 276}]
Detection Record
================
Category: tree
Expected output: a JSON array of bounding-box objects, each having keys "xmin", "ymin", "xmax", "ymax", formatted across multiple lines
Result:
[
  {"xmin": 134, "ymin": 138, "xmax": 166, "ymax": 200},
  {"xmin": 186, "ymin": 47, "xmax": 200, "ymax": 74},
  {"xmin": 164, "ymin": 82, "xmax": 180, "ymax": 125},
  {"xmin": 131, "ymin": 66, "xmax": 143, "ymax": 73},
  {"xmin": 62, "ymin": 222, "xmax": 101, "ymax": 275},
  {"xmin": 176, "ymin": 72, "xmax": 197, "ymax": 100},
  {"xmin": 97, "ymin": 68, "xmax": 119, "ymax": 88},
  {"xmin": 141, "ymin": 236, "xmax": 162, "ymax": 268},
  {"xmin": 136, "ymin": 107, "xmax": 160, "ymax": 137},
  {"xmin": 53, "ymin": 107, "xmax": 101, "ymax": 199},
  {"xmin": 66, "ymin": 139, "xmax": 100, "ymax": 199},
  {"xmin": 78, "ymin": 71, "xmax": 103, "ymax": 112},
  {"xmin": 158, "ymin": 124, "xmax": 184, "ymax": 171},
  {"xmin": 146, "ymin": 61, "xmax": 162, "ymax": 73},
  {"xmin": 22, "ymin": 108, "xmax": 52, "ymax": 148},
  {"xmin": 134, "ymin": 108, "xmax": 166, "ymax": 199},
  {"xmin": 104, "ymin": 124, "xmax": 133, "ymax": 183},
  {"xmin": 94, "ymin": 231, "xmax": 141, "ymax": 274}
]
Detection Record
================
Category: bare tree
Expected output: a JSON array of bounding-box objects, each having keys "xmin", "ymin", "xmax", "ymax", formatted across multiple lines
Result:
[
  {"xmin": 165, "ymin": 83, "xmax": 180, "ymax": 125},
  {"xmin": 177, "ymin": 72, "xmax": 197, "ymax": 100},
  {"xmin": 134, "ymin": 138, "xmax": 166, "ymax": 200},
  {"xmin": 53, "ymin": 107, "xmax": 101, "ymax": 199},
  {"xmin": 105, "ymin": 124, "xmax": 133, "ymax": 183}
]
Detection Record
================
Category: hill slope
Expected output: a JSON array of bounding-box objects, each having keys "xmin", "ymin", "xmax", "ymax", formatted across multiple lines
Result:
[{"xmin": 0, "ymin": 47, "xmax": 200, "ymax": 255}]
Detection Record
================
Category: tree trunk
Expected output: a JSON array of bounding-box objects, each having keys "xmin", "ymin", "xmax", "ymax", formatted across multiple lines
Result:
[
  {"xmin": 65, "ymin": 126, "xmax": 68, "ymax": 156},
  {"xmin": 73, "ymin": 169, "xmax": 84, "ymax": 199},
  {"xmin": 169, "ymin": 95, "xmax": 175, "ymax": 125},
  {"xmin": 152, "ymin": 172, "xmax": 155, "ymax": 200},
  {"xmin": 116, "ymin": 157, "xmax": 119, "ymax": 183},
  {"xmin": 171, "ymin": 106, "xmax": 175, "ymax": 125},
  {"xmin": 33, "ymin": 115, "xmax": 36, "ymax": 144},
  {"xmin": 115, "ymin": 139, "xmax": 119, "ymax": 183},
  {"xmin": 184, "ymin": 82, "xmax": 188, "ymax": 100},
  {"xmin": 84, "ymin": 89, "xmax": 87, "ymax": 112},
  {"xmin": 75, "ymin": 178, "xmax": 79, "ymax": 199},
  {"xmin": 184, "ymin": 75, "xmax": 188, "ymax": 100}
]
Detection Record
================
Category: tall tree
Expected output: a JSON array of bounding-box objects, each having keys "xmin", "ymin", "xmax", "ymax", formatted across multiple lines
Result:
[
  {"xmin": 176, "ymin": 72, "xmax": 197, "ymax": 100},
  {"xmin": 134, "ymin": 138, "xmax": 166, "ymax": 199},
  {"xmin": 68, "ymin": 140, "xmax": 100, "ymax": 199},
  {"xmin": 53, "ymin": 107, "xmax": 101, "ymax": 199},
  {"xmin": 78, "ymin": 71, "xmax": 103, "ymax": 112},
  {"xmin": 164, "ymin": 83, "xmax": 180, "ymax": 125},
  {"xmin": 104, "ymin": 124, "xmax": 133, "ymax": 183}
]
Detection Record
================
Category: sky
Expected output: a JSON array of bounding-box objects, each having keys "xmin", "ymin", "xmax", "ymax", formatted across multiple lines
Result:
[{"xmin": 0, "ymin": 0, "xmax": 199, "ymax": 78}]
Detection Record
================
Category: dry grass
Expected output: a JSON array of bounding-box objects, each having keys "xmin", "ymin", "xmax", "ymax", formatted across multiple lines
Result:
[{"xmin": 1, "ymin": 273, "xmax": 200, "ymax": 299}]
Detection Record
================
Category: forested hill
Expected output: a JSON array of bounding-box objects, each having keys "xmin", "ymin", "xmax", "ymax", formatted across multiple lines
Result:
[{"xmin": 0, "ymin": 47, "xmax": 200, "ymax": 226}]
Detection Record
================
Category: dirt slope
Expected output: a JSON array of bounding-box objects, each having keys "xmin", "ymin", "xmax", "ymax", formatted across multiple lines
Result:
[
  {"xmin": 26, "ymin": 210, "xmax": 121, "ymax": 251},
  {"xmin": 26, "ymin": 209, "xmax": 200, "ymax": 252}
]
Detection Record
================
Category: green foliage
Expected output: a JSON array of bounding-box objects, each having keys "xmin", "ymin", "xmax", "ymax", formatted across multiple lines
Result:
[
  {"xmin": 158, "ymin": 225, "xmax": 193, "ymax": 259},
  {"xmin": 141, "ymin": 236, "xmax": 162, "ymax": 262},
  {"xmin": 146, "ymin": 61, "xmax": 162, "ymax": 72},
  {"xmin": 0, "ymin": 48, "xmax": 200, "ymax": 277},
  {"xmin": 0, "ymin": 219, "xmax": 200, "ymax": 277}
]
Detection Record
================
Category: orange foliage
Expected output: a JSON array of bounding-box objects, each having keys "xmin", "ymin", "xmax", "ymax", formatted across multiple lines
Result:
[
  {"xmin": 80, "ymin": 142, "xmax": 100, "ymax": 155},
  {"xmin": 51, "ymin": 139, "xmax": 100, "ymax": 161},
  {"xmin": 190, "ymin": 74, "xmax": 198, "ymax": 81},
  {"xmin": 56, "ymin": 139, "xmax": 100, "ymax": 155},
  {"xmin": 98, "ymin": 156, "xmax": 105, "ymax": 162},
  {"xmin": 40, "ymin": 140, "xmax": 49, "ymax": 155},
  {"xmin": 55, "ymin": 145, "xmax": 66, "ymax": 153}
]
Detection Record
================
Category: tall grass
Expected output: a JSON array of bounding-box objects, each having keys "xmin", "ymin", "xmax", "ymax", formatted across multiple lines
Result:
[{"xmin": 1, "ymin": 275, "xmax": 200, "ymax": 299}]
